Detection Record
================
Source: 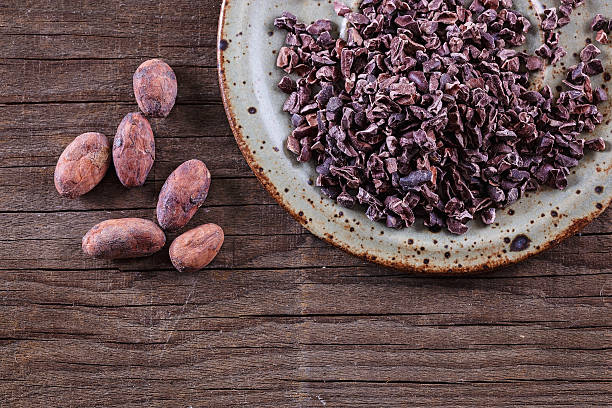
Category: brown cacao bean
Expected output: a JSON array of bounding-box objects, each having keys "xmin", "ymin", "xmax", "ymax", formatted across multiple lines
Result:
[
  {"xmin": 157, "ymin": 159, "xmax": 211, "ymax": 231},
  {"xmin": 82, "ymin": 218, "xmax": 166, "ymax": 259},
  {"xmin": 54, "ymin": 132, "xmax": 111, "ymax": 199},
  {"xmin": 113, "ymin": 112, "xmax": 155, "ymax": 188},
  {"xmin": 133, "ymin": 59, "xmax": 178, "ymax": 118},
  {"xmin": 169, "ymin": 224, "xmax": 224, "ymax": 272}
]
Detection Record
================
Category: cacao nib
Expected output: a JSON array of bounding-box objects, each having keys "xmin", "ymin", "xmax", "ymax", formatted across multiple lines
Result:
[
  {"xmin": 591, "ymin": 14, "xmax": 609, "ymax": 32},
  {"xmin": 580, "ymin": 44, "xmax": 601, "ymax": 62},
  {"xmin": 274, "ymin": 0, "xmax": 606, "ymax": 235}
]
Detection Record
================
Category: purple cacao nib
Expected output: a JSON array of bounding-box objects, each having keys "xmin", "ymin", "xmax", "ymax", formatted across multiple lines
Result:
[{"xmin": 591, "ymin": 14, "xmax": 609, "ymax": 32}]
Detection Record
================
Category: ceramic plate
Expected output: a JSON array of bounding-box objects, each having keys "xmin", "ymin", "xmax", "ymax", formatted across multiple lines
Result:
[{"xmin": 218, "ymin": 0, "xmax": 611, "ymax": 273}]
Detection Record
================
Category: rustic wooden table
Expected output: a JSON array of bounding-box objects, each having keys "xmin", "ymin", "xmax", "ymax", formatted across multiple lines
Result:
[{"xmin": 0, "ymin": 1, "xmax": 610, "ymax": 406}]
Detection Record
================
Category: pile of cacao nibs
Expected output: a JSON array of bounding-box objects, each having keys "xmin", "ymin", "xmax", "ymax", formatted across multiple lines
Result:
[{"xmin": 274, "ymin": 0, "xmax": 607, "ymax": 235}]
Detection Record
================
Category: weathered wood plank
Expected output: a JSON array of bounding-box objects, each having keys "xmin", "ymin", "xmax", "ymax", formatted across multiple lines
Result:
[
  {"xmin": 1, "ymin": 337, "xmax": 608, "ymax": 383},
  {"xmin": 1, "ymin": 267, "xmax": 609, "ymax": 324},
  {"xmin": 0, "ymin": 224, "xmax": 609, "ymax": 271},
  {"xmin": 1, "ymin": 381, "xmax": 609, "ymax": 407},
  {"xmin": 0, "ymin": 134, "xmax": 251, "ymax": 176},
  {"xmin": 0, "ymin": 233, "xmax": 366, "ymax": 270},
  {"xmin": 0, "ymin": 60, "xmax": 220, "ymax": 104},
  {"xmin": 0, "ymin": 168, "xmax": 273, "ymax": 210},
  {"xmin": 0, "ymin": 0, "xmax": 221, "ymax": 66},
  {"xmin": 0, "ymin": 206, "xmax": 305, "ymax": 239},
  {"xmin": 0, "ymin": 103, "xmax": 232, "ymax": 139},
  {"xmin": 0, "ymin": 0, "xmax": 610, "ymax": 406}
]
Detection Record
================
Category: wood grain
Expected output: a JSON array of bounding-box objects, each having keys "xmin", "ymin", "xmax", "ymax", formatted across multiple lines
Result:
[{"xmin": 0, "ymin": 1, "xmax": 610, "ymax": 407}]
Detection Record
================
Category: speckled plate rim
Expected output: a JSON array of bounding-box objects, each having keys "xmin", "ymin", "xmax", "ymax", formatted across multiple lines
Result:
[{"xmin": 217, "ymin": 0, "xmax": 611, "ymax": 274}]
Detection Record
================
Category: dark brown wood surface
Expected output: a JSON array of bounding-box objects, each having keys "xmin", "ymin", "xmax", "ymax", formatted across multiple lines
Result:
[{"xmin": 0, "ymin": 1, "xmax": 610, "ymax": 406}]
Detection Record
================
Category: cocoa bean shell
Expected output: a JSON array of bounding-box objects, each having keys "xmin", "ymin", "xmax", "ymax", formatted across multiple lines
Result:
[
  {"xmin": 169, "ymin": 224, "xmax": 224, "ymax": 272},
  {"xmin": 133, "ymin": 59, "xmax": 178, "ymax": 118},
  {"xmin": 157, "ymin": 159, "xmax": 211, "ymax": 231},
  {"xmin": 113, "ymin": 112, "xmax": 155, "ymax": 188},
  {"xmin": 54, "ymin": 132, "xmax": 111, "ymax": 199},
  {"xmin": 82, "ymin": 218, "xmax": 166, "ymax": 259}
]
